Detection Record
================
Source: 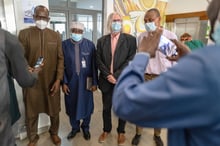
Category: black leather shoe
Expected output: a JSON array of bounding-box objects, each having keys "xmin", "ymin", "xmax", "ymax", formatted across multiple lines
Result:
[
  {"xmin": 82, "ymin": 130, "xmax": 91, "ymax": 140},
  {"xmin": 154, "ymin": 135, "xmax": 164, "ymax": 146},
  {"xmin": 131, "ymin": 134, "xmax": 141, "ymax": 146},
  {"xmin": 67, "ymin": 129, "xmax": 80, "ymax": 140}
]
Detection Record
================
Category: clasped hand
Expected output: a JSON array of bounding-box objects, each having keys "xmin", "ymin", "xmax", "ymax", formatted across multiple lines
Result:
[{"xmin": 107, "ymin": 74, "xmax": 116, "ymax": 84}]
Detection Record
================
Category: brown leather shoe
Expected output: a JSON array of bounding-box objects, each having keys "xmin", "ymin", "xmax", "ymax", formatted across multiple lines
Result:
[
  {"xmin": 51, "ymin": 134, "xmax": 61, "ymax": 145},
  {"xmin": 118, "ymin": 133, "xmax": 126, "ymax": 146},
  {"xmin": 98, "ymin": 132, "xmax": 109, "ymax": 143}
]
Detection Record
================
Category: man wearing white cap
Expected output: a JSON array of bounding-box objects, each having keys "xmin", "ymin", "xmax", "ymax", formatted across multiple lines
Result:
[{"xmin": 62, "ymin": 21, "xmax": 98, "ymax": 140}]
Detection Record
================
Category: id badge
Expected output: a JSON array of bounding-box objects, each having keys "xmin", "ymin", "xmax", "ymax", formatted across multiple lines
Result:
[{"xmin": 82, "ymin": 58, "xmax": 86, "ymax": 68}]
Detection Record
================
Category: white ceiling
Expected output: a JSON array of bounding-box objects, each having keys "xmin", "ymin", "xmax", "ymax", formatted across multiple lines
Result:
[{"xmin": 166, "ymin": 0, "xmax": 209, "ymax": 14}]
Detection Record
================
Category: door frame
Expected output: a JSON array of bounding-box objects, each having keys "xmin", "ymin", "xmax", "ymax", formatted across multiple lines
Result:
[
  {"xmin": 69, "ymin": 9, "xmax": 101, "ymax": 43},
  {"xmin": 50, "ymin": 9, "xmax": 102, "ymax": 43},
  {"xmin": 50, "ymin": 10, "xmax": 68, "ymax": 40}
]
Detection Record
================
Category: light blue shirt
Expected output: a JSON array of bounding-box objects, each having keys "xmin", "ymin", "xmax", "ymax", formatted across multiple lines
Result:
[{"xmin": 113, "ymin": 45, "xmax": 220, "ymax": 146}]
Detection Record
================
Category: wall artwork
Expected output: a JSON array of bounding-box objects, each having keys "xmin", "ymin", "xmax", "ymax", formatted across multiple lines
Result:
[
  {"xmin": 114, "ymin": 0, "xmax": 168, "ymax": 36},
  {"xmin": 22, "ymin": 0, "xmax": 48, "ymax": 23}
]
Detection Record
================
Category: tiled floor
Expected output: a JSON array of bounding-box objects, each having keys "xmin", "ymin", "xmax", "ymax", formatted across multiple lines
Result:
[{"xmin": 16, "ymin": 91, "xmax": 167, "ymax": 146}]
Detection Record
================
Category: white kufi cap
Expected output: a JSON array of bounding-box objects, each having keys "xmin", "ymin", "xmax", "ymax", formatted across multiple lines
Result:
[{"xmin": 70, "ymin": 21, "xmax": 84, "ymax": 30}]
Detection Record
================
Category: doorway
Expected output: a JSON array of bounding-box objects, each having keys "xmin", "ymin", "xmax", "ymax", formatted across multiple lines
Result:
[
  {"xmin": 49, "ymin": 0, "xmax": 103, "ymax": 44},
  {"xmin": 50, "ymin": 12, "xmax": 67, "ymax": 40}
]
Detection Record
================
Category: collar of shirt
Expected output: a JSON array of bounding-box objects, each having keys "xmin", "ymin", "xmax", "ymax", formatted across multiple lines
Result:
[{"xmin": 111, "ymin": 32, "xmax": 120, "ymax": 40}]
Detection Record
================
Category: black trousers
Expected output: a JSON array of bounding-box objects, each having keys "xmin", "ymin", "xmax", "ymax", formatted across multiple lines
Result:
[{"xmin": 101, "ymin": 87, "xmax": 126, "ymax": 133}]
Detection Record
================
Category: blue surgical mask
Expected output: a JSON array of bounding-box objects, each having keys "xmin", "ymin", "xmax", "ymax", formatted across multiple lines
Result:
[
  {"xmin": 111, "ymin": 21, "xmax": 122, "ymax": 33},
  {"xmin": 212, "ymin": 22, "xmax": 220, "ymax": 45},
  {"xmin": 145, "ymin": 22, "xmax": 157, "ymax": 32},
  {"xmin": 71, "ymin": 33, "xmax": 83, "ymax": 42}
]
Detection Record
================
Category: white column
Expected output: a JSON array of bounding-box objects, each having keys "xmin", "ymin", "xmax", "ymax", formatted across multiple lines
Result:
[{"xmin": 103, "ymin": 0, "xmax": 114, "ymax": 34}]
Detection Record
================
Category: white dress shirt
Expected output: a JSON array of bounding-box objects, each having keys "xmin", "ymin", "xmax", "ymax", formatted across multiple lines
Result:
[{"xmin": 137, "ymin": 29, "xmax": 178, "ymax": 74}]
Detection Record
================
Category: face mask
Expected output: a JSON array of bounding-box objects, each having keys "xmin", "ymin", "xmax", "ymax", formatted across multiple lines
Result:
[
  {"xmin": 71, "ymin": 33, "xmax": 83, "ymax": 42},
  {"xmin": 212, "ymin": 22, "xmax": 220, "ymax": 45},
  {"xmin": 111, "ymin": 21, "xmax": 122, "ymax": 33},
  {"xmin": 35, "ymin": 20, "xmax": 48, "ymax": 30},
  {"xmin": 145, "ymin": 22, "xmax": 157, "ymax": 32}
]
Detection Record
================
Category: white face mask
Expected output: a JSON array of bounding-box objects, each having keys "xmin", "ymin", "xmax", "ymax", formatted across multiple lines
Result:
[
  {"xmin": 145, "ymin": 22, "xmax": 157, "ymax": 32},
  {"xmin": 35, "ymin": 20, "xmax": 48, "ymax": 30}
]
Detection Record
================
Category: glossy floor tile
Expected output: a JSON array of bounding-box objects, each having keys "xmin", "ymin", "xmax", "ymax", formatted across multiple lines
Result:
[{"xmin": 16, "ymin": 91, "xmax": 167, "ymax": 146}]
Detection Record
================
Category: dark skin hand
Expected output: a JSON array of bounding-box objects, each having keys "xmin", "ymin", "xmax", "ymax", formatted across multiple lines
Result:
[
  {"xmin": 62, "ymin": 84, "xmax": 70, "ymax": 95},
  {"xmin": 138, "ymin": 27, "xmax": 163, "ymax": 57},
  {"xmin": 62, "ymin": 84, "xmax": 97, "ymax": 95},
  {"xmin": 50, "ymin": 80, "xmax": 61, "ymax": 96},
  {"xmin": 28, "ymin": 63, "xmax": 43, "ymax": 74},
  {"xmin": 167, "ymin": 39, "xmax": 191, "ymax": 61},
  {"xmin": 89, "ymin": 85, "xmax": 97, "ymax": 92}
]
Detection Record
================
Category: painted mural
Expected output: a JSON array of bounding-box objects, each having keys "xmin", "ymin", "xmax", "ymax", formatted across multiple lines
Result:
[{"xmin": 114, "ymin": 0, "xmax": 168, "ymax": 36}]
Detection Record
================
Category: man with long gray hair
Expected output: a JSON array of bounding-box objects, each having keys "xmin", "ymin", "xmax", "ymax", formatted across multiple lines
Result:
[{"xmin": 96, "ymin": 12, "xmax": 137, "ymax": 145}]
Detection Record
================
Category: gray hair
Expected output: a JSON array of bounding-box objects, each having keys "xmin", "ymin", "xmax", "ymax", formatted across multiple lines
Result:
[{"xmin": 106, "ymin": 12, "xmax": 122, "ymax": 33}]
